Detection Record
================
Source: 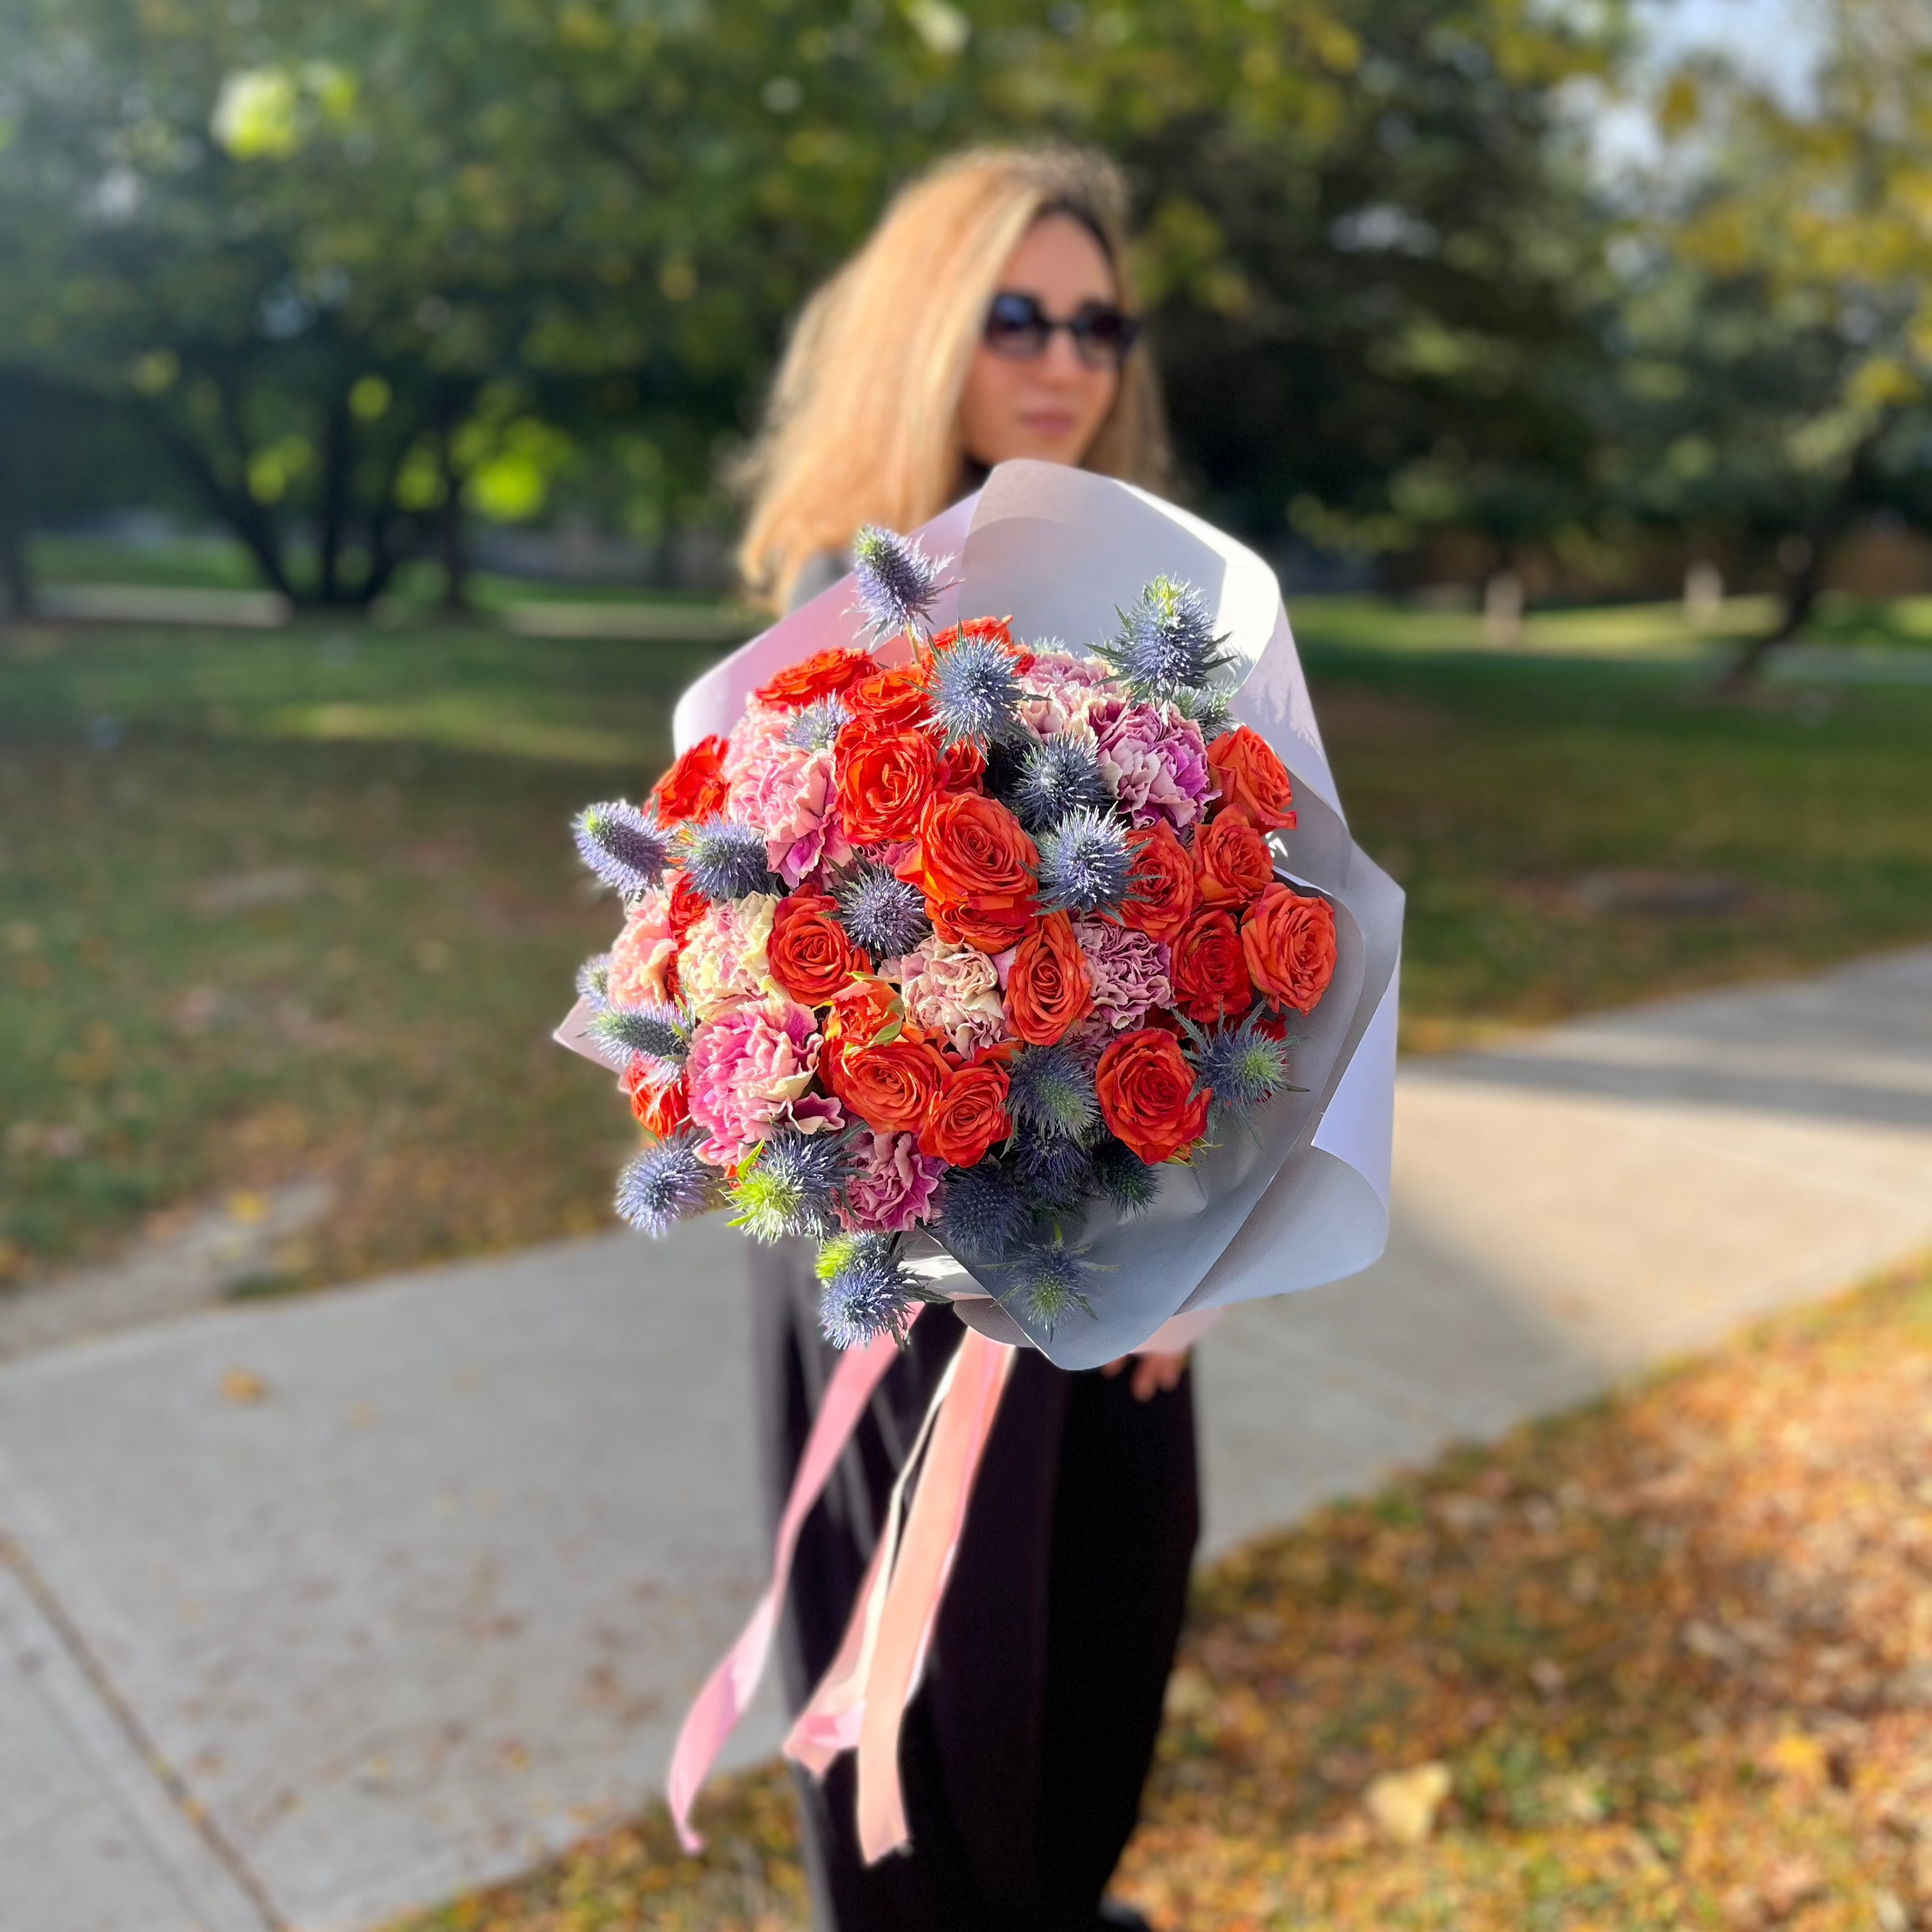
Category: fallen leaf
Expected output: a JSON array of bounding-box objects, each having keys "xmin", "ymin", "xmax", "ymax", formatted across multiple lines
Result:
[{"xmin": 1363, "ymin": 1762, "xmax": 1452, "ymax": 1845}]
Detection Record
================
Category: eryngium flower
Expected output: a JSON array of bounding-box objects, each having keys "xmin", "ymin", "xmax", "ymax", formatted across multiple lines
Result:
[
  {"xmin": 576, "ymin": 953, "xmax": 613, "ymax": 1011},
  {"xmin": 1006, "ymin": 1041, "xmax": 1100, "ymax": 1142},
  {"xmin": 1184, "ymin": 1008, "xmax": 1298, "ymax": 1114},
  {"xmin": 615, "ymin": 1135, "xmax": 712, "ymax": 1236},
  {"xmin": 995, "ymin": 1233, "xmax": 1105, "ymax": 1336},
  {"xmin": 676, "ymin": 815, "xmax": 773, "ymax": 902},
  {"xmin": 1009, "ymin": 733, "xmax": 1112, "ymax": 832},
  {"xmin": 785, "ymin": 696, "xmax": 852, "ymax": 751},
  {"xmin": 851, "ymin": 526, "xmax": 948, "ymax": 641},
  {"xmin": 1099, "ymin": 576, "xmax": 1233, "ymax": 703},
  {"xmin": 728, "ymin": 1126, "xmax": 852, "ymax": 1241},
  {"xmin": 927, "ymin": 634, "xmax": 1020, "ymax": 751},
  {"xmin": 1036, "ymin": 807, "xmax": 1135, "ymax": 917},
  {"xmin": 835, "ymin": 859, "xmax": 930, "ymax": 960},
  {"xmin": 573, "ymin": 801, "xmax": 672, "ymax": 896},
  {"xmin": 1015, "ymin": 1126, "xmax": 1096, "ymax": 1211},
  {"xmin": 939, "ymin": 1162, "xmax": 1031, "ymax": 1261},
  {"xmin": 1172, "ymin": 684, "xmax": 1236, "ymax": 740},
  {"xmin": 591, "ymin": 1000, "xmax": 694, "ymax": 1080},
  {"xmin": 815, "ymin": 1232, "xmax": 919, "ymax": 1349},
  {"xmin": 1092, "ymin": 1134, "xmax": 1161, "ymax": 1216}
]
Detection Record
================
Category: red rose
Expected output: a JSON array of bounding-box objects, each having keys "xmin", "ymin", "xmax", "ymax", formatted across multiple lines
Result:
[
  {"xmin": 623, "ymin": 1064, "xmax": 690, "ymax": 1138},
  {"xmin": 1193, "ymin": 806, "xmax": 1275, "ymax": 908},
  {"xmin": 919, "ymin": 1062, "xmax": 1011, "ymax": 1167},
  {"xmin": 667, "ymin": 871, "xmax": 711, "ymax": 940},
  {"xmin": 1096, "ymin": 1029, "xmax": 1210, "ymax": 1166},
  {"xmin": 768, "ymin": 891, "xmax": 866, "ymax": 1006},
  {"xmin": 652, "ymin": 737, "xmax": 729, "ymax": 824},
  {"xmin": 1169, "ymin": 908, "xmax": 1254, "ymax": 1025},
  {"xmin": 1207, "ymin": 726, "xmax": 1297, "ymax": 832},
  {"xmin": 937, "ymin": 737, "xmax": 987, "ymax": 793},
  {"xmin": 836, "ymin": 721, "xmax": 940, "ymax": 845},
  {"xmin": 896, "ymin": 793, "xmax": 1039, "ymax": 954},
  {"xmin": 846, "ymin": 664, "xmax": 931, "ymax": 726},
  {"xmin": 1118, "ymin": 821, "xmax": 1198, "ymax": 945},
  {"xmin": 832, "ymin": 1036, "xmax": 952, "ymax": 1135},
  {"xmin": 1241, "ymin": 884, "xmax": 1337, "ymax": 1015},
  {"xmin": 756, "ymin": 648, "xmax": 874, "ymax": 709},
  {"xmin": 1004, "ymin": 911, "xmax": 1095, "ymax": 1045}
]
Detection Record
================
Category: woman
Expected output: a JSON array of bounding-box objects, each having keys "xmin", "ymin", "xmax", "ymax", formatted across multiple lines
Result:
[{"xmin": 735, "ymin": 148, "xmax": 1197, "ymax": 1932}]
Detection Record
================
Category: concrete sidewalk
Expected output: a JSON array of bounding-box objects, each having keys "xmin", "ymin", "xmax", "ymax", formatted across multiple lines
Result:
[{"xmin": 2, "ymin": 948, "xmax": 1928, "ymax": 1932}]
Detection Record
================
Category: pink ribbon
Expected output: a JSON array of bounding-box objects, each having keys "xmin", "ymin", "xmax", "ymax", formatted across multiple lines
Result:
[
  {"xmin": 668, "ymin": 1308, "xmax": 1016, "ymax": 1865},
  {"xmin": 666, "ymin": 1310, "xmax": 919, "ymax": 1852}
]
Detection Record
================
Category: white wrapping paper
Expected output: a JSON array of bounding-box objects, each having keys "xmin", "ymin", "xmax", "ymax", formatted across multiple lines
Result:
[{"xmin": 570, "ymin": 461, "xmax": 1404, "ymax": 1367}]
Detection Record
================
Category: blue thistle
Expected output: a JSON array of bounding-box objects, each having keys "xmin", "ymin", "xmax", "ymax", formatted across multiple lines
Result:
[
  {"xmin": 615, "ymin": 1135, "xmax": 714, "ymax": 1236},
  {"xmin": 939, "ymin": 1162, "xmax": 1031, "ymax": 1262},
  {"xmin": 993, "ymin": 1232, "xmax": 1105, "ymax": 1336},
  {"xmin": 676, "ymin": 815, "xmax": 774, "ymax": 902},
  {"xmin": 1006, "ymin": 1041, "xmax": 1100, "ymax": 1142},
  {"xmin": 785, "ymin": 696, "xmax": 852, "ymax": 751},
  {"xmin": 1183, "ymin": 1009, "xmax": 1300, "ymax": 1116},
  {"xmin": 729, "ymin": 1127, "xmax": 853, "ymax": 1242},
  {"xmin": 1036, "ymin": 807, "xmax": 1135, "ymax": 917},
  {"xmin": 1092, "ymin": 1135, "xmax": 1162, "ymax": 1216},
  {"xmin": 1015, "ymin": 1126, "xmax": 1096, "ymax": 1211},
  {"xmin": 850, "ymin": 526, "xmax": 948, "ymax": 641},
  {"xmin": 834, "ymin": 860, "xmax": 930, "ymax": 960},
  {"xmin": 815, "ymin": 1232, "xmax": 919, "ymax": 1350},
  {"xmin": 1009, "ymin": 733, "xmax": 1112, "ymax": 832},
  {"xmin": 576, "ymin": 953, "xmax": 613, "ymax": 1011},
  {"xmin": 573, "ymin": 801, "xmax": 672, "ymax": 896},
  {"xmin": 1174, "ymin": 684, "xmax": 1237, "ymax": 740},
  {"xmin": 1097, "ymin": 576, "xmax": 1234, "ymax": 703},
  {"xmin": 591, "ymin": 1000, "xmax": 694, "ymax": 1081},
  {"xmin": 926, "ymin": 635, "xmax": 1021, "ymax": 751}
]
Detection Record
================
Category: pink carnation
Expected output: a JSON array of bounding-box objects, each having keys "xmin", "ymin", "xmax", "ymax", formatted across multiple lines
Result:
[
  {"xmin": 893, "ymin": 936, "xmax": 1008, "ymax": 1060},
  {"xmin": 723, "ymin": 707, "xmax": 850, "ymax": 887},
  {"xmin": 1073, "ymin": 919, "xmax": 1172, "ymax": 1034},
  {"xmin": 686, "ymin": 995, "xmax": 822, "ymax": 1167},
  {"xmin": 836, "ymin": 1129, "xmax": 944, "ymax": 1234},
  {"xmin": 1092, "ymin": 699, "xmax": 1212, "ymax": 831},
  {"xmin": 1015, "ymin": 650, "xmax": 1112, "ymax": 740},
  {"xmin": 606, "ymin": 885, "xmax": 677, "ymax": 1008}
]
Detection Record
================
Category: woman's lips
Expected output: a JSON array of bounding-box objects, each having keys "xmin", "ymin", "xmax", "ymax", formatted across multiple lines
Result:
[{"xmin": 1020, "ymin": 411, "xmax": 1079, "ymax": 439}]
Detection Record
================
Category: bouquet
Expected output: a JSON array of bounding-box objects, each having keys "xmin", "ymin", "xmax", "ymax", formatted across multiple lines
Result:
[{"xmin": 556, "ymin": 463, "xmax": 1402, "ymax": 1857}]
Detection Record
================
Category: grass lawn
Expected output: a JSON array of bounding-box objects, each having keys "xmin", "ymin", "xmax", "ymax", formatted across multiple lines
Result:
[
  {"xmin": 392, "ymin": 1254, "xmax": 1932, "ymax": 1932},
  {"xmin": 3, "ymin": 618, "xmax": 1931, "ymax": 1286}
]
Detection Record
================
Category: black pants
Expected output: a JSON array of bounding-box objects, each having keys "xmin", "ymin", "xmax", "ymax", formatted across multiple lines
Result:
[{"xmin": 753, "ymin": 1250, "xmax": 1199, "ymax": 1932}]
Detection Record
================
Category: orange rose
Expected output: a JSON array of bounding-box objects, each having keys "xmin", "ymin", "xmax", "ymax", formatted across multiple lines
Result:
[
  {"xmin": 1169, "ymin": 908, "xmax": 1254, "ymax": 1025},
  {"xmin": 768, "ymin": 891, "xmax": 866, "ymax": 1006},
  {"xmin": 756, "ymin": 648, "xmax": 874, "ymax": 709},
  {"xmin": 927, "ymin": 615, "xmax": 1015, "ymax": 655},
  {"xmin": 897, "ymin": 793, "xmax": 1039, "ymax": 954},
  {"xmin": 919, "ymin": 1062, "xmax": 1011, "ymax": 1166},
  {"xmin": 846, "ymin": 663, "xmax": 931, "ymax": 726},
  {"xmin": 1118, "ymin": 821, "xmax": 1197, "ymax": 944},
  {"xmin": 835, "ymin": 721, "xmax": 940, "ymax": 845},
  {"xmin": 652, "ymin": 737, "xmax": 730, "ymax": 824},
  {"xmin": 937, "ymin": 737, "xmax": 987, "ymax": 793},
  {"xmin": 667, "ymin": 871, "xmax": 711, "ymax": 940},
  {"xmin": 833, "ymin": 1036, "xmax": 952, "ymax": 1135},
  {"xmin": 1207, "ymin": 725, "xmax": 1297, "ymax": 832},
  {"xmin": 623, "ymin": 1064, "xmax": 690, "ymax": 1139},
  {"xmin": 1241, "ymin": 884, "xmax": 1337, "ymax": 1015},
  {"xmin": 1193, "ymin": 806, "xmax": 1275, "ymax": 908},
  {"xmin": 1096, "ymin": 1029, "xmax": 1211, "ymax": 1166},
  {"xmin": 1004, "ymin": 911, "xmax": 1095, "ymax": 1046}
]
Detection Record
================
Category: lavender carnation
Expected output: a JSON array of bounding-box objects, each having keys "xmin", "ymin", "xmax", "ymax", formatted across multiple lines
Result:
[{"xmin": 1091, "ymin": 700, "xmax": 1213, "ymax": 832}]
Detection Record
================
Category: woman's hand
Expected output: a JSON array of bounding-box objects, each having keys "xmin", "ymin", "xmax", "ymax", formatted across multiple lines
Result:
[{"xmin": 1100, "ymin": 1349, "xmax": 1190, "ymax": 1401}]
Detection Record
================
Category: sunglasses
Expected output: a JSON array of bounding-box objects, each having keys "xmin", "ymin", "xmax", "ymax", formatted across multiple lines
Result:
[{"xmin": 983, "ymin": 291, "xmax": 1140, "ymax": 371}]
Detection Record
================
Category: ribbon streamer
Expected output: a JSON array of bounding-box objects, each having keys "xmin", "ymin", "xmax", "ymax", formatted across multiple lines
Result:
[{"xmin": 666, "ymin": 1310, "xmax": 920, "ymax": 1851}]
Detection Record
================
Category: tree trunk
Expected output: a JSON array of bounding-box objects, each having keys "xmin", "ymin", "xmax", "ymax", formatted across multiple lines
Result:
[
  {"xmin": 316, "ymin": 390, "xmax": 353, "ymax": 606},
  {"xmin": 435, "ymin": 431, "xmax": 470, "ymax": 617},
  {"xmin": 1725, "ymin": 535, "xmax": 1824, "ymax": 687},
  {"xmin": 0, "ymin": 427, "xmax": 33, "ymax": 618},
  {"xmin": 140, "ymin": 408, "xmax": 299, "ymax": 604}
]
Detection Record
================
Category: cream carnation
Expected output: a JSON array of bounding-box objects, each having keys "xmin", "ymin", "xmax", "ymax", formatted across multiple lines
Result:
[
  {"xmin": 678, "ymin": 893, "xmax": 779, "ymax": 1018},
  {"xmin": 1015, "ymin": 648, "xmax": 1112, "ymax": 740},
  {"xmin": 893, "ymin": 935, "xmax": 1009, "ymax": 1060}
]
